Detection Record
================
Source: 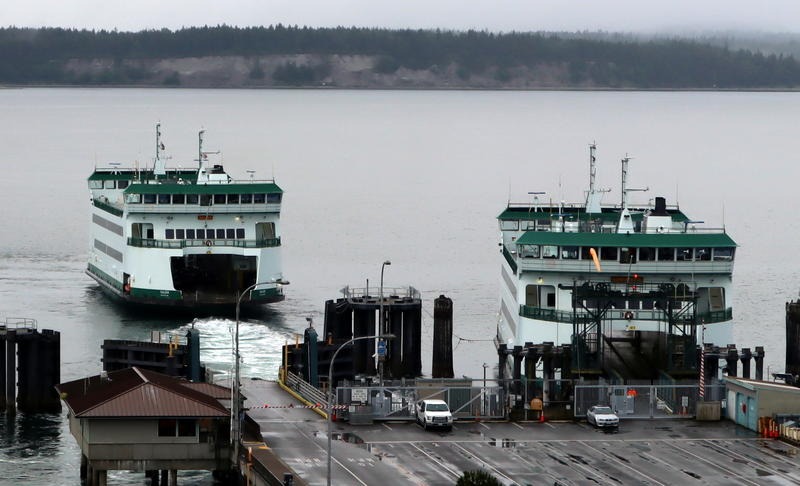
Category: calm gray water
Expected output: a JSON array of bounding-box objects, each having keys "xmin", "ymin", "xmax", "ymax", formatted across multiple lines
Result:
[{"xmin": 1, "ymin": 88, "xmax": 799, "ymax": 484}]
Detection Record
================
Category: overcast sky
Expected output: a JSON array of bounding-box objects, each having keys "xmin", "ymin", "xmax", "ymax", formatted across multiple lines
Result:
[{"xmin": 3, "ymin": 0, "xmax": 800, "ymax": 34}]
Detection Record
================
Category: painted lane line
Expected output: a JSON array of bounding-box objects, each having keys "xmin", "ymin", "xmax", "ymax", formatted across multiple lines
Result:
[
  {"xmin": 409, "ymin": 442, "xmax": 462, "ymax": 480},
  {"xmin": 512, "ymin": 422, "xmax": 524, "ymax": 430},
  {"xmin": 662, "ymin": 440, "xmax": 761, "ymax": 486},
  {"xmin": 382, "ymin": 423, "xmax": 393, "ymax": 431},
  {"xmin": 453, "ymin": 443, "xmax": 515, "ymax": 484},
  {"xmin": 697, "ymin": 439, "xmax": 799, "ymax": 484},
  {"xmin": 480, "ymin": 422, "xmax": 491, "ymax": 430},
  {"xmin": 582, "ymin": 441, "xmax": 668, "ymax": 486}
]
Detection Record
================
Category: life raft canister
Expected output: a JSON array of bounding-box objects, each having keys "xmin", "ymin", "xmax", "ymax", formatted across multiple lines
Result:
[
  {"xmin": 624, "ymin": 311, "xmax": 634, "ymax": 320},
  {"xmin": 205, "ymin": 240, "xmax": 213, "ymax": 247}
]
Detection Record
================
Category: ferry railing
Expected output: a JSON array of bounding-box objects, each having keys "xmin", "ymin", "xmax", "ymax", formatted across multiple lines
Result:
[
  {"xmin": 127, "ymin": 237, "xmax": 281, "ymax": 249},
  {"xmin": 502, "ymin": 245, "xmax": 517, "ymax": 273},
  {"xmin": 92, "ymin": 198, "xmax": 124, "ymax": 217},
  {"xmin": 2, "ymin": 318, "xmax": 38, "ymax": 330},
  {"xmin": 520, "ymin": 304, "xmax": 732, "ymax": 324},
  {"xmin": 340, "ymin": 286, "xmax": 421, "ymax": 300},
  {"xmin": 125, "ymin": 203, "xmax": 282, "ymax": 214}
]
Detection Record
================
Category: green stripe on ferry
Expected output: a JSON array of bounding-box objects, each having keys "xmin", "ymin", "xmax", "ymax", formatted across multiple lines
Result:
[
  {"xmin": 251, "ymin": 287, "xmax": 282, "ymax": 299},
  {"xmin": 88, "ymin": 263, "xmax": 123, "ymax": 290},
  {"xmin": 498, "ymin": 208, "xmax": 690, "ymax": 224},
  {"xmin": 515, "ymin": 231, "xmax": 736, "ymax": 248},
  {"xmin": 124, "ymin": 182, "xmax": 282, "ymax": 195},
  {"xmin": 130, "ymin": 288, "xmax": 182, "ymax": 300}
]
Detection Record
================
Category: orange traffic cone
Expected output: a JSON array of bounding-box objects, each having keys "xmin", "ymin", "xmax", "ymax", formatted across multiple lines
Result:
[{"xmin": 539, "ymin": 412, "xmax": 545, "ymax": 423}]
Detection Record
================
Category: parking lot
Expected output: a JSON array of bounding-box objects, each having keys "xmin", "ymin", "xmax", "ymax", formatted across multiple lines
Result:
[{"xmin": 246, "ymin": 381, "xmax": 800, "ymax": 485}]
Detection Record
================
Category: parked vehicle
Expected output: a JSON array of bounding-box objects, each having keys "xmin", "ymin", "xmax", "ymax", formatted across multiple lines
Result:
[
  {"xmin": 415, "ymin": 399, "xmax": 453, "ymax": 431},
  {"xmin": 586, "ymin": 405, "xmax": 619, "ymax": 428}
]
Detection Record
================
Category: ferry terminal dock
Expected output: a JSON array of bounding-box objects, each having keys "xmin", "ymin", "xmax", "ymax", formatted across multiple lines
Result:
[{"xmin": 241, "ymin": 378, "xmax": 800, "ymax": 485}]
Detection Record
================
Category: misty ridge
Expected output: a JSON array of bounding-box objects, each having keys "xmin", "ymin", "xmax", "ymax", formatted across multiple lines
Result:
[{"xmin": 2, "ymin": 25, "xmax": 800, "ymax": 89}]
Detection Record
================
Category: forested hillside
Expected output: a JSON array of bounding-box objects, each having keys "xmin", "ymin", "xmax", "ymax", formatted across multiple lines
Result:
[{"xmin": 2, "ymin": 25, "xmax": 799, "ymax": 89}]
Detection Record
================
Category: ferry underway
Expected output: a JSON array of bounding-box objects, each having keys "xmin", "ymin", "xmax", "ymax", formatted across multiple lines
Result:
[
  {"xmin": 497, "ymin": 144, "xmax": 736, "ymax": 375},
  {"xmin": 87, "ymin": 125, "xmax": 287, "ymax": 311}
]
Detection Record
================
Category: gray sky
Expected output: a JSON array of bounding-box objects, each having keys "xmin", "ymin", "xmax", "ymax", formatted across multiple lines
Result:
[{"xmin": 3, "ymin": 0, "xmax": 800, "ymax": 33}]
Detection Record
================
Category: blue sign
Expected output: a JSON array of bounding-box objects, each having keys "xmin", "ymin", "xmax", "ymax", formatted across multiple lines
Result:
[{"xmin": 377, "ymin": 339, "xmax": 387, "ymax": 357}]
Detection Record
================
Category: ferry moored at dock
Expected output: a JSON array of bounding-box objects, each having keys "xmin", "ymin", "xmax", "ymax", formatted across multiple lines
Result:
[
  {"xmin": 497, "ymin": 144, "xmax": 737, "ymax": 377},
  {"xmin": 87, "ymin": 125, "xmax": 287, "ymax": 312}
]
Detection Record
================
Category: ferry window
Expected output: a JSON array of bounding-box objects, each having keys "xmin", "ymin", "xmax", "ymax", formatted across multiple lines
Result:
[
  {"xmin": 546, "ymin": 292, "xmax": 556, "ymax": 307},
  {"xmin": 240, "ymin": 194, "xmax": 252, "ymax": 203},
  {"xmin": 500, "ymin": 220, "xmax": 519, "ymax": 231},
  {"xmin": 196, "ymin": 229, "xmax": 205, "ymax": 239},
  {"xmin": 696, "ymin": 248, "xmax": 711, "ymax": 261},
  {"xmin": 267, "ymin": 193, "xmax": 282, "ymax": 203},
  {"xmin": 657, "ymin": 248, "xmax": 675, "ymax": 261},
  {"xmin": 216, "ymin": 229, "xmax": 225, "ymax": 239},
  {"xmin": 677, "ymin": 248, "xmax": 693, "ymax": 261},
  {"xmin": 213, "ymin": 194, "xmax": 226, "ymax": 205},
  {"xmin": 127, "ymin": 194, "xmax": 141, "ymax": 204},
  {"xmin": 227, "ymin": 194, "xmax": 240, "ymax": 204},
  {"xmin": 165, "ymin": 229, "xmax": 175, "ymax": 239},
  {"xmin": 172, "ymin": 194, "xmax": 185, "ymax": 204},
  {"xmin": 200, "ymin": 194, "xmax": 211, "ymax": 206},
  {"xmin": 236, "ymin": 228, "xmax": 245, "ymax": 239},
  {"xmin": 600, "ymin": 247, "xmax": 618, "ymax": 260},
  {"xmin": 713, "ymin": 248, "xmax": 734, "ymax": 261},
  {"xmin": 89, "ymin": 180, "xmax": 103, "ymax": 189},
  {"xmin": 580, "ymin": 247, "xmax": 593, "ymax": 260},
  {"xmin": 187, "ymin": 194, "xmax": 199, "ymax": 204},
  {"xmin": 186, "ymin": 229, "xmax": 195, "ymax": 239},
  {"xmin": 158, "ymin": 194, "xmax": 170, "ymax": 204},
  {"xmin": 143, "ymin": 194, "xmax": 156, "ymax": 204},
  {"xmin": 176, "ymin": 229, "xmax": 185, "ymax": 239},
  {"xmin": 561, "ymin": 246, "xmax": 579, "ymax": 259},
  {"xmin": 117, "ymin": 180, "xmax": 129, "ymax": 189},
  {"xmin": 522, "ymin": 221, "xmax": 536, "ymax": 231},
  {"xmin": 639, "ymin": 248, "xmax": 656, "ymax": 261},
  {"xmin": 226, "ymin": 228, "xmax": 235, "ymax": 239},
  {"xmin": 520, "ymin": 245, "xmax": 540, "ymax": 258},
  {"xmin": 146, "ymin": 228, "xmax": 154, "ymax": 239},
  {"xmin": 103, "ymin": 180, "xmax": 115, "ymax": 189},
  {"xmin": 542, "ymin": 245, "xmax": 558, "ymax": 259},
  {"xmin": 619, "ymin": 247, "xmax": 636, "ymax": 264}
]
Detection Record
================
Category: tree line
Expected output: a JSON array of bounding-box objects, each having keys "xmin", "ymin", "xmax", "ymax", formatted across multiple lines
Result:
[{"xmin": 1, "ymin": 25, "xmax": 799, "ymax": 88}]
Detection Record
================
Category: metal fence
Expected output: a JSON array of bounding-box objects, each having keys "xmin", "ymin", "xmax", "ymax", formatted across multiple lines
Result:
[
  {"xmin": 574, "ymin": 381, "xmax": 725, "ymax": 419},
  {"xmin": 332, "ymin": 383, "xmax": 506, "ymax": 421}
]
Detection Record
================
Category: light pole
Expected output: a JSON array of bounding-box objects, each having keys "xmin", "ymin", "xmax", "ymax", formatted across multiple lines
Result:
[
  {"xmin": 483, "ymin": 363, "xmax": 489, "ymax": 416},
  {"xmin": 327, "ymin": 333, "xmax": 395, "ymax": 486},
  {"xmin": 232, "ymin": 280, "xmax": 285, "ymax": 472},
  {"xmin": 378, "ymin": 260, "xmax": 391, "ymax": 386}
]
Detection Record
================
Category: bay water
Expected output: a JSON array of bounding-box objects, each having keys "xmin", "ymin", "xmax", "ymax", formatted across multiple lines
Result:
[{"xmin": 1, "ymin": 88, "xmax": 799, "ymax": 484}]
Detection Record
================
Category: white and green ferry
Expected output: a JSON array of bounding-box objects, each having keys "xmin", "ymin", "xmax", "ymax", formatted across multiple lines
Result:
[
  {"xmin": 497, "ymin": 144, "xmax": 736, "ymax": 375},
  {"xmin": 87, "ymin": 126, "xmax": 287, "ymax": 311}
]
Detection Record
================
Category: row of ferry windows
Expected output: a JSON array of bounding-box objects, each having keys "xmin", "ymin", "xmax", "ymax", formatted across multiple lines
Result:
[
  {"xmin": 518, "ymin": 245, "xmax": 735, "ymax": 262},
  {"xmin": 130, "ymin": 193, "xmax": 281, "ymax": 205},
  {"xmin": 165, "ymin": 228, "xmax": 245, "ymax": 240}
]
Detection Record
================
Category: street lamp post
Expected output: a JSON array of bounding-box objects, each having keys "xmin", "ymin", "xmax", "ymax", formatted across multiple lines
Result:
[
  {"xmin": 232, "ymin": 280, "xmax": 284, "ymax": 473},
  {"xmin": 327, "ymin": 333, "xmax": 394, "ymax": 486},
  {"xmin": 378, "ymin": 260, "xmax": 391, "ymax": 386},
  {"xmin": 483, "ymin": 363, "xmax": 489, "ymax": 416}
]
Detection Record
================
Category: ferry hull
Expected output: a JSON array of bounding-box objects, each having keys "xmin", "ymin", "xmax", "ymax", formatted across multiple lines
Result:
[{"xmin": 87, "ymin": 268, "xmax": 284, "ymax": 315}]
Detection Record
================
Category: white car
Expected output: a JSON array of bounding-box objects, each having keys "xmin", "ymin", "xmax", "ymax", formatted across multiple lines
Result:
[
  {"xmin": 415, "ymin": 399, "xmax": 453, "ymax": 431},
  {"xmin": 586, "ymin": 405, "xmax": 619, "ymax": 428}
]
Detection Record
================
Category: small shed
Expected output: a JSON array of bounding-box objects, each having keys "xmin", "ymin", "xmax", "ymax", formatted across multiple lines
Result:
[
  {"xmin": 56, "ymin": 367, "xmax": 232, "ymax": 486},
  {"xmin": 724, "ymin": 376, "xmax": 800, "ymax": 431}
]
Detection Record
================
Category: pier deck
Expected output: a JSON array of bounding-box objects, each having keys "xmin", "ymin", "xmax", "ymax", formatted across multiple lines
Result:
[{"xmin": 242, "ymin": 380, "xmax": 800, "ymax": 485}]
